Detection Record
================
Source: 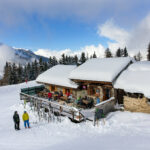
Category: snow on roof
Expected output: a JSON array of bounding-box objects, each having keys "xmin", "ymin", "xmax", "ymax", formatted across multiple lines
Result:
[
  {"xmin": 114, "ymin": 61, "xmax": 150, "ymax": 98},
  {"xmin": 69, "ymin": 57, "xmax": 133, "ymax": 83},
  {"xmin": 36, "ymin": 65, "xmax": 78, "ymax": 89}
]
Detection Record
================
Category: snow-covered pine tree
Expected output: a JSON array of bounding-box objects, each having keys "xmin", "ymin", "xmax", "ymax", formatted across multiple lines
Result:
[
  {"xmin": 52, "ymin": 56, "xmax": 58, "ymax": 66},
  {"xmin": 134, "ymin": 51, "xmax": 142, "ymax": 61},
  {"xmin": 49, "ymin": 56, "xmax": 53, "ymax": 68}
]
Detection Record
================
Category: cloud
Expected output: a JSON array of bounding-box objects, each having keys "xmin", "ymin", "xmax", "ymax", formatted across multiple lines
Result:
[
  {"xmin": 98, "ymin": 19, "xmax": 130, "ymax": 47},
  {"xmin": 128, "ymin": 14, "xmax": 150, "ymax": 53},
  {"xmin": 0, "ymin": 44, "xmax": 15, "ymax": 75},
  {"xmin": 0, "ymin": 0, "xmax": 149, "ymax": 26},
  {"xmin": 97, "ymin": 14, "xmax": 150, "ymax": 55},
  {"xmin": 35, "ymin": 44, "xmax": 105, "ymax": 59},
  {"xmin": 35, "ymin": 13, "xmax": 150, "ymax": 59}
]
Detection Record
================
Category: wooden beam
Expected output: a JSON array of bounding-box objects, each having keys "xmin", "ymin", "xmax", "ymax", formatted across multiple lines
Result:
[
  {"xmin": 71, "ymin": 79, "xmax": 112, "ymax": 85},
  {"xmin": 36, "ymin": 81, "xmax": 77, "ymax": 90}
]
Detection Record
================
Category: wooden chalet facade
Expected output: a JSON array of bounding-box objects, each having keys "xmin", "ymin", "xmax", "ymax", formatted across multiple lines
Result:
[
  {"xmin": 70, "ymin": 57, "xmax": 133, "ymax": 103},
  {"xmin": 36, "ymin": 65, "xmax": 78, "ymax": 98},
  {"xmin": 72, "ymin": 79, "xmax": 114, "ymax": 102}
]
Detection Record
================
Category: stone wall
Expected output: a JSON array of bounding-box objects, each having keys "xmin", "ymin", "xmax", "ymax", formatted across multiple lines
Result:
[{"xmin": 124, "ymin": 96, "xmax": 150, "ymax": 113}]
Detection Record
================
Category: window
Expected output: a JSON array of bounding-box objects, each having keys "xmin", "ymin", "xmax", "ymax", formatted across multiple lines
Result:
[
  {"xmin": 96, "ymin": 88, "xmax": 100, "ymax": 94},
  {"xmin": 106, "ymin": 88, "xmax": 110, "ymax": 99},
  {"xmin": 51, "ymin": 85, "xmax": 55, "ymax": 92},
  {"xmin": 65, "ymin": 89, "xmax": 70, "ymax": 94},
  {"xmin": 88, "ymin": 86, "xmax": 96, "ymax": 96},
  {"xmin": 147, "ymin": 99, "xmax": 150, "ymax": 105}
]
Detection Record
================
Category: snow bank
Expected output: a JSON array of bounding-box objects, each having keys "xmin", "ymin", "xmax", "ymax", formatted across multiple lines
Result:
[
  {"xmin": 36, "ymin": 65, "xmax": 78, "ymax": 88},
  {"xmin": 114, "ymin": 61, "xmax": 150, "ymax": 98},
  {"xmin": 70, "ymin": 57, "xmax": 133, "ymax": 82}
]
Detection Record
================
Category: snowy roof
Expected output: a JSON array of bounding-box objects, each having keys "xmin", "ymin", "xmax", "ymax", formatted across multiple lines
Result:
[
  {"xmin": 114, "ymin": 61, "xmax": 150, "ymax": 98},
  {"xmin": 69, "ymin": 57, "xmax": 133, "ymax": 83},
  {"xmin": 36, "ymin": 65, "xmax": 78, "ymax": 89}
]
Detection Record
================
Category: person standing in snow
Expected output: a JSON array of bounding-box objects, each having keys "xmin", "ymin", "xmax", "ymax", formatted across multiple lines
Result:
[
  {"xmin": 96, "ymin": 96, "xmax": 100, "ymax": 104},
  {"xmin": 48, "ymin": 91, "xmax": 52, "ymax": 101},
  {"xmin": 13, "ymin": 111, "xmax": 20, "ymax": 130},
  {"xmin": 22, "ymin": 111, "xmax": 30, "ymax": 128}
]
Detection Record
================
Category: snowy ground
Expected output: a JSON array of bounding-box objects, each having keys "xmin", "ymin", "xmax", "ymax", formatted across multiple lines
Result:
[{"xmin": 0, "ymin": 81, "xmax": 150, "ymax": 150}]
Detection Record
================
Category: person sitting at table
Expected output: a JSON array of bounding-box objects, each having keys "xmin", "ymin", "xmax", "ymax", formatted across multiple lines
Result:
[
  {"xmin": 58, "ymin": 91, "xmax": 63, "ymax": 99},
  {"xmin": 68, "ymin": 94, "xmax": 72, "ymax": 100},
  {"xmin": 88, "ymin": 98, "xmax": 94, "ymax": 108},
  {"xmin": 66, "ymin": 90, "xmax": 70, "ymax": 97},
  {"xmin": 76, "ymin": 96, "xmax": 82, "ymax": 105},
  {"xmin": 67, "ymin": 94, "xmax": 73, "ymax": 103},
  {"xmin": 59, "ymin": 91, "xmax": 63, "ymax": 97}
]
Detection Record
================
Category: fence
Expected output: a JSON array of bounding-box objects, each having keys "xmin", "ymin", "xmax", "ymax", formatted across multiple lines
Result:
[{"xmin": 20, "ymin": 92, "xmax": 85, "ymax": 122}]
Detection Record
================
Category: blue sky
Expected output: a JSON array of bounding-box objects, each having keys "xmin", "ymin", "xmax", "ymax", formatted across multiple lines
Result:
[{"xmin": 0, "ymin": 0, "xmax": 149, "ymax": 56}]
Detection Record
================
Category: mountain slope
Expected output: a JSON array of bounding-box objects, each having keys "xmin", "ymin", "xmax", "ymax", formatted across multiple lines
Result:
[{"xmin": 0, "ymin": 44, "xmax": 49, "ymax": 77}]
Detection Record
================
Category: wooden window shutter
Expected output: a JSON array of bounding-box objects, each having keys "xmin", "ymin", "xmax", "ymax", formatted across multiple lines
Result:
[
  {"xmin": 87, "ymin": 87, "xmax": 90, "ymax": 95},
  {"xmin": 55, "ymin": 86, "xmax": 57, "ymax": 91}
]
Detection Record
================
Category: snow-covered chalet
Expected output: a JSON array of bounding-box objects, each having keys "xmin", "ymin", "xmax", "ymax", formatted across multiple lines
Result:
[
  {"xmin": 36, "ymin": 65, "xmax": 78, "ymax": 97},
  {"xmin": 114, "ymin": 61, "xmax": 150, "ymax": 113},
  {"xmin": 69, "ymin": 57, "xmax": 133, "ymax": 103}
]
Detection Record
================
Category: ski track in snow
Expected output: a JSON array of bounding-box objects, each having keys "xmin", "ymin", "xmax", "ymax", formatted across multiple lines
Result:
[{"xmin": 0, "ymin": 81, "xmax": 150, "ymax": 150}]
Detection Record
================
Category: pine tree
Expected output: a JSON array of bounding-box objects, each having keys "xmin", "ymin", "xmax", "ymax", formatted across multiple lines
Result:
[
  {"xmin": 43, "ymin": 62, "xmax": 48, "ymax": 71},
  {"xmin": 23, "ymin": 65, "xmax": 28, "ymax": 82},
  {"xmin": 39, "ymin": 57, "xmax": 45, "ymax": 74},
  {"xmin": 147, "ymin": 42, "xmax": 150, "ymax": 61},
  {"xmin": 80, "ymin": 52, "xmax": 86, "ymax": 64},
  {"xmin": 17, "ymin": 64, "xmax": 23, "ymax": 83},
  {"xmin": 30, "ymin": 62, "xmax": 36, "ymax": 80},
  {"xmin": 52, "ymin": 56, "xmax": 58, "ymax": 66},
  {"xmin": 123, "ymin": 47, "xmax": 128, "ymax": 57},
  {"xmin": 105, "ymin": 48, "xmax": 112, "ymax": 58},
  {"xmin": 74, "ymin": 55, "xmax": 78, "ymax": 65},
  {"xmin": 2, "ymin": 62, "xmax": 11, "ymax": 84},
  {"xmin": 49, "ymin": 56, "xmax": 53, "ymax": 68},
  {"xmin": 135, "ymin": 51, "xmax": 142, "ymax": 61},
  {"xmin": 62, "ymin": 53, "xmax": 66, "ymax": 64},
  {"xmin": 93, "ymin": 51, "xmax": 97, "ymax": 58},
  {"xmin": 115, "ymin": 48, "xmax": 121, "ymax": 57},
  {"xmin": 34, "ymin": 59, "xmax": 38, "ymax": 78},
  {"xmin": 10, "ymin": 63, "xmax": 17, "ymax": 84},
  {"xmin": 27, "ymin": 62, "xmax": 31, "ymax": 80}
]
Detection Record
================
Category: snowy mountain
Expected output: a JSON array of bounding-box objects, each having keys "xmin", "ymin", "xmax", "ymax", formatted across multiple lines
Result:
[
  {"xmin": 14, "ymin": 48, "xmax": 49, "ymax": 63},
  {"xmin": 0, "ymin": 44, "xmax": 49, "ymax": 78}
]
